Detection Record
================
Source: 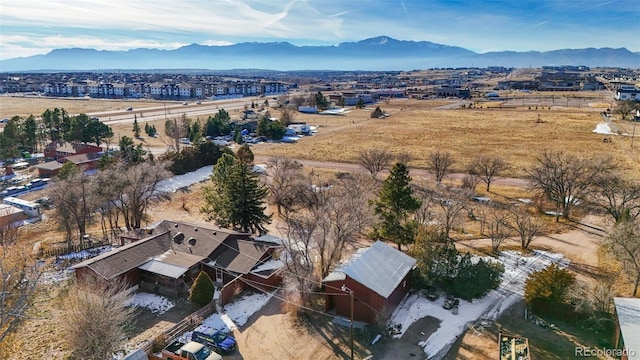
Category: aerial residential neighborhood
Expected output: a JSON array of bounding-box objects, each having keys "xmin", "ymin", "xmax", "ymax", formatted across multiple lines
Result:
[{"xmin": 1, "ymin": 1, "xmax": 640, "ymax": 360}]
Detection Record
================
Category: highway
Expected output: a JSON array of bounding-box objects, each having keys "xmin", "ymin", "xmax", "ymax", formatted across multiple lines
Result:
[{"xmin": 88, "ymin": 97, "xmax": 263, "ymax": 126}]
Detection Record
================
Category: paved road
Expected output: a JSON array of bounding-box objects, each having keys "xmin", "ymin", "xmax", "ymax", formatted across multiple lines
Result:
[{"xmin": 88, "ymin": 97, "xmax": 261, "ymax": 126}]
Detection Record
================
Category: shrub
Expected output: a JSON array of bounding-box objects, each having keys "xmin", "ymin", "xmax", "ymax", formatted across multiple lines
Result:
[
  {"xmin": 447, "ymin": 253, "xmax": 504, "ymax": 300},
  {"xmin": 524, "ymin": 263, "xmax": 575, "ymax": 305},
  {"xmin": 189, "ymin": 271, "xmax": 215, "ymax": 306}
]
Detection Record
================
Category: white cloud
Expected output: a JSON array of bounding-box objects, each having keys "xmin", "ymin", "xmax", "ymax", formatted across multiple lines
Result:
[{"xmin": 0, "ymin": 34, "xmax": 187, "ymax": 60}]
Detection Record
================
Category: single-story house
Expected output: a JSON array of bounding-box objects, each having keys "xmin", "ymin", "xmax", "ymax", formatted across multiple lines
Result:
[
  {"xmin": 0, "ymin": 203, "xmax": 26, "ymax": 229},
  {"xmin": 73, "ymin": 220, "xmax": 284, "ymax": 304},
  {"xmin": 323, "ymin": 241, "xmax": 417, "ymax": 324},
  {"xmin": 44, "ymin": 141, "xmax": 103, "ymax": 160},
  {"xmin": 613, "ymin": 297, "xmax": 640, "ymax": 360},
  {"xmin": 60, "ymin": 152, "xmax": 102, "ymax": 171},
  {"xmin": 34, "ymin": 161, "xmax": 63, "ymax": 177}
]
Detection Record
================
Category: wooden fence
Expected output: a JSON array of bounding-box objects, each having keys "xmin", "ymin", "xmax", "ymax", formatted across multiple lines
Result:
[
  {"xmin": 141, "ymin": 301, "xmax": 217, "ymax": 354},
  {"xmin": 40, "ymin": 240, "xmax": 110, "ymax": 259}
]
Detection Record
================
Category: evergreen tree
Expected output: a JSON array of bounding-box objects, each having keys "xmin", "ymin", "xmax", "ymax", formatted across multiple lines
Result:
[
  {"xmin": 202, "ymin": 154, "xmax": 271, "ymax": 234},
  {"xmin": 371, "ymin": 162, "xmax": 421, "ymax": 250},
  {"xmin": 315, "ymin": 91, "xmax": 329, "ymax": 110},
  {"xmin": 22, "ymin": 115, "xmax": 38, "ymax": 152},
  {"xmin": 356, "ymin": 98, "xmax": 365, "ymax": 109},
  {"xmin": 132, "ymin": 115, "xmax": 140, "ymax": 138},
  {"xmin": 189, "ymin": 271, "xmax": 215, "ymax": 306}
]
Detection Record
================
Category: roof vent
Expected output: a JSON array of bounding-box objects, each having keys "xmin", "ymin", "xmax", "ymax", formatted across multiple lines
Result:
[
  {"xmin": 173, "ymin": 232, "xmax": 185, "ymax": 244},
  {"xmin": 194, "ymin": 228, "xmax": 198, "ymax": 232},
  {"xmin": 174, "ymin": 223, "xmax": 179, "ymax": 228},
  {"xmin": 212, "ymin": 231, "xmax": 217, "ymax": 235},
  {"xmin": 188, "ymin": 237, "xmax": 197, "ymax": 246}
]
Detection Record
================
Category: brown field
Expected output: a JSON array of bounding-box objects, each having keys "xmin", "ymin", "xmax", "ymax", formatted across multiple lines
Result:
[
  {"xmin": 0, "ymin": 95, "xmax": 172, "ymax": 118},
  {"xmin": 250, "ymin": 97, "xmax": 639, "ymax": 178}
]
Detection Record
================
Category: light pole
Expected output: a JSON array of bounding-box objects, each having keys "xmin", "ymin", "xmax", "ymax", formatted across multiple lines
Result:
[{"xmin": 341, "ymin": 285, "xmax": 354, "ymax": 360}]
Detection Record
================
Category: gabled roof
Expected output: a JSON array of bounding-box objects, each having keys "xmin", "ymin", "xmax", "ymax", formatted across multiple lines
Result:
[
  {"xmin": 73, "ymin": 231, "xmax": 172, "ymax": 280},
  {"xmin": 614, "ymin": 297, "xmax": 640, "ymax": 360},
  {"xmin": 74, "ymin": 220, "xmax": 282, "ymax": 281},
  {"xmin": 63, "ymin": 152, "xmax": 102, "ymax": 165},
  {"xmin": 34, "ymin": 161, "xmax": 63, "ymax": 171},
  {"xmin": 153, "ymin": 220, "xmax": 249, "ymax": 257},
  {"xmin": 211, "ymin": 238, "xmax": 276, "ymax": 274},
  {"xmin": 323, "ymin": 241, "xmax": 416, "ymax": 299},
  {"xmin": 46, "ymin": 142, "xmax": 102, "ymax": 154}
]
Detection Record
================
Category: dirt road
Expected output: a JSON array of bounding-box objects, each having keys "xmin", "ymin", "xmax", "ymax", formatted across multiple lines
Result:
[{"xmin": 253, "ymin": 155, "xmax": 530, "ymax": 187}]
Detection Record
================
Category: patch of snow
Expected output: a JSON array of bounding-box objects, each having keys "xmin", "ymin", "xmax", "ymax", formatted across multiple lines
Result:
[
  {"xmin": 251, "ymin": 259, "xmax": 284, "ymax": 273},
  {"xmin": 127, "ymin": 292, "xmax": 175, "ymax": 314},
  {"xmin": 155, "ymin": 165, "xmax": 214, "ymax": 194},
  {"xmin": 389, "ymin": 250, "xmax": 568, "ymax": 359},
  {"xmin": 39, "ymin": 245, "xmax": 114, "ymax": 285},
  {"xmin": 592, "ymin": 122, "xmax": 615, "ymax": 135},
  {"xmin": 177, "ymin": 292, "xmax": 272, "ymax": 343}
]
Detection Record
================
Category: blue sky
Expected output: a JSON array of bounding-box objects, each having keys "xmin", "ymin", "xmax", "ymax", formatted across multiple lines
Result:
[{"xmin": 1, "ymin": 0, "xmax": 638, "ymax": 60}]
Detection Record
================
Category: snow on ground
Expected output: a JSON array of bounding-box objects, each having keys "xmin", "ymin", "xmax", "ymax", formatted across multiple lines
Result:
[
  {"xmin": 156, "ymin": 165, "xmax": 214, "ymax": 193},
  {"xmin": 390, "ymin": 250, "xmax": 567, "ymax": 359},
  {"xmin": 593, "ymin": 122, "xmax": 615, "ymax": 135},
  {"xmin": 38, "ymin": 245, "xmax": 113, "ymax": 285},
  {"xmin": 127, "ymin": 292, "xmax": 175, "ymax": 314},
  {"xmin": 177, "ymin": 292, "xmax": 272, "ymax": 343}
]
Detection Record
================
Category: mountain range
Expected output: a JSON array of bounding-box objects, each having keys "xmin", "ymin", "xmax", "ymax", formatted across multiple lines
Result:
[{"xmin": 1, "ymin": 36, "xmax": 638, "ymax": 72}]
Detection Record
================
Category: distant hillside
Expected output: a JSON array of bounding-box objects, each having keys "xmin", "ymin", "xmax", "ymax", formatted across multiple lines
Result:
[{"xmin": 1, "ymin": 36, "xmax": 638, "ymax": 71}]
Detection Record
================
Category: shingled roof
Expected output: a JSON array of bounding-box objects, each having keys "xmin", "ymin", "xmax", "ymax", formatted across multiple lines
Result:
[{"xmin": 73, "ymin": 231, "xmax": 172, "ymax": 280}]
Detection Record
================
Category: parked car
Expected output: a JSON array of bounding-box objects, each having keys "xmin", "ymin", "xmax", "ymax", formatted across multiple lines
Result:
[
  {"xmin": 161, "ymin": 340, "xmax": 221, "ymax": 360},
  {"xmin": 191, "ymin": 329, "xmax": 237, "ymax": 354}
]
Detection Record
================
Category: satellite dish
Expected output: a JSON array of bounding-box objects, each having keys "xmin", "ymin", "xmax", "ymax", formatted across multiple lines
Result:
[
  {"xmin": 188, "ymin": 237, "xmax": 197, "ymax": 246},
  {"xmin": 173, "ymin": 232, "xmax": 185, "ymax": 244}
]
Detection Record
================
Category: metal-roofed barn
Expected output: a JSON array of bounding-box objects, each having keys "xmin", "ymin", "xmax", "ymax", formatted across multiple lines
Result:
[{"xmin": 323, "ymin": 240, "xmax": 416, "ymax": 324}]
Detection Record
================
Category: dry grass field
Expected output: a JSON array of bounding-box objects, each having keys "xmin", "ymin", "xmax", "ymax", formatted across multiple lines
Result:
[
  {"xmin": 0, "ymin": 95, "xmax": 171, "ymax": 118},
  {"xmin": 252, "ymin": 97, "xmax": 639, "ymax": 178}
]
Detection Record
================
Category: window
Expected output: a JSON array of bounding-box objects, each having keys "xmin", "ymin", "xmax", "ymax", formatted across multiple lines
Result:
[{"xmin": 403, "ymin": 280, "xmax": 406, "ymax": 288}]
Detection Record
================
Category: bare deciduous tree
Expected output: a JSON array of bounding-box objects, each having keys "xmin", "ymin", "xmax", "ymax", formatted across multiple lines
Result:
[
  {"xmin": 96, "ymin": 161, "xmax": 169, "ymax": 230},
  {"xmin": 605, "ymin": 220, "xmax": 640, "ymax": 296},
  {"xmin": 435, "ymin": 188, "xmax": 469, "ymax": 238},
  {"xmin": 49, "ymin": 170, "xmax": 95, "ymax": 245},
  {"xmin": 0, "ymin": 243, "xmax": 40, "ymax": 344},
  {"xmin": 461, "ymin": 172, "xmax": 481, "ymax": 192},
  {"xmin": 428, "ymin": 151, "xmax": 454, "ymax": 184},
  {"xmin": 468, "ymin": 155, "xmax": 509, "ymax": 192},
  {"xmin": 527, "ymin": 151, "xmax": 613, "ymax": 221},
  {"xmin": 279, "ymin": 106, "xmax": 297, "ymax": 127},
  {"xmin": 486, "ymin": 208, "xmax": 512, "ymax": 253},
  {"xmin": 164, "ymin": 116, "xmax": 189, "ymax": 153},
  {"xmin": 358, "ymin": 149, "xmax": 392, "ymax": 179},
  {"xmin": 265, "ymin": 156, "xmax": 305, "ymax": 216},
  {"xmin": 509, "ymin": 206, "xmax": 543, "ymax": 249},
  {"xmin": 61, "ymin": 280, "xmax": 134, "ymax": 359},
  {"xmin": 282, "ymin": 173, "xmax": 373, "ymax": 282},
  {"xmin": 589, "ymin": 172, "xmax": 640, "ymax": 223}
]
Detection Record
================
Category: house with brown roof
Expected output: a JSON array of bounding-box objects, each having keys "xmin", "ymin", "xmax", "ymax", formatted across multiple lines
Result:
[
  {"xmin": 73, "ymin": 220, "xmax": 284, "ymax": 304},
  {"xmin": 44, "ymin": 141, "xmax": 103, "ymax": 160}
]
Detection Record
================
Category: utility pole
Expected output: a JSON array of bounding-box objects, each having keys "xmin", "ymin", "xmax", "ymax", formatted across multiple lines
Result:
[
  {"xmin": 342, "ymin": 285, "xmax": 354, "ymax": 360},
  {"xmin": 632, "ymin": 110, "xmax": 639, "ymax": 149}
]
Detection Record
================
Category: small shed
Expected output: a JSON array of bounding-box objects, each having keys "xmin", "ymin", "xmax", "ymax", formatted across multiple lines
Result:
[{"xmin": 323, "ymin": 241, "xmax": 416, "ymax": 324}]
